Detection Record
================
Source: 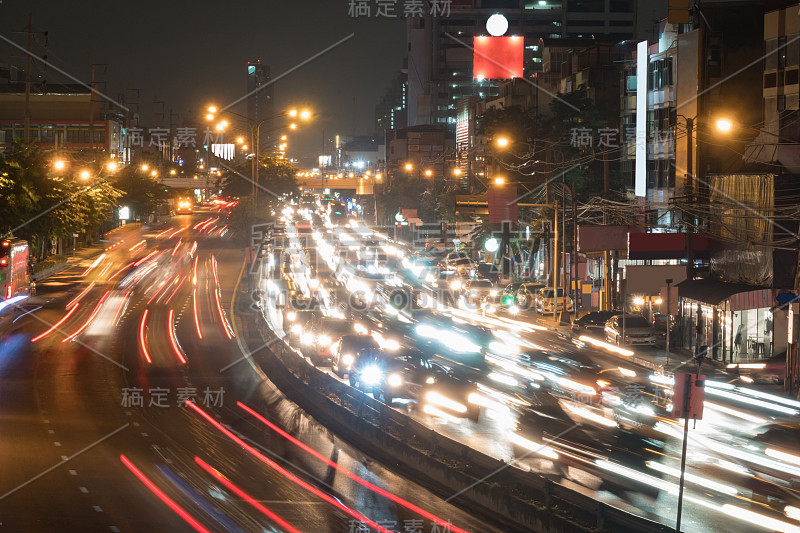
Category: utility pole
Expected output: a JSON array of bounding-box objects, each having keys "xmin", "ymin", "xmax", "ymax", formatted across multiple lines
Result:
[
  {"xmin": 603, "ymin": 146, "xmax": 612, "ymax": 311},
  {"xmin": 23, "ymin": 13, "xmax": 33, "ymax": 144},
  {"xmin": 89, "ymin": 62, "xmax": 96, "ymax": 153}
]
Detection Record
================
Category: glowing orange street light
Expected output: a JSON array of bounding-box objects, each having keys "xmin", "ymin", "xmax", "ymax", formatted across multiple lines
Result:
[
  {"xmin": 494, "ymin": 177, "xmax": 505, "ymax": 185},
  {"xmin": 54, "ymin": 160, "xmax": 66, "ymax": 171},
  {"xmin": 80, "ymin": 170, "xmax": 90, "ymax": 180},
  {"xmin": 404, "ymin": 163, "xmax": 413, "ymax": 171},
  {"xmin": 496, "ymin": 137, "xmax": 510, "ymax": 147}
]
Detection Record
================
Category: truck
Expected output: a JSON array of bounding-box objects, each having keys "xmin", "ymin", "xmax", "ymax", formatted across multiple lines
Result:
[{"xmin": 0, "ymin": 238, "xmax": 31, "ymax": 301}]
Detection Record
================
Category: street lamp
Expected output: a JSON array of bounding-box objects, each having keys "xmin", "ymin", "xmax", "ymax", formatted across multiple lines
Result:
[
  {"xmin": 53, "ymin": 160, "xmax": 66, "ymax": 171},
  {"xmin": 716, "ymin": 118, "xmax": 732, "ymax": 132},
  {"xmin": 496, "ymin": 137, "xmax": 510, "ymax": 148},
  {"xmin": 107, "ymin": 161, "xmax": 118, "ymax": 172},
  {"xmin": 404, "ymin": 163, "xmax": 413, "ymax": 171},
  {"xmin": 80, "ymin": 170, "xmax": 90, "ymax": 180},
  {"xmin": 494, "ymin": 177, "xmax": 505, "ymax": 185},
  {"xmin": 424, "ymin": 169, "xmax": 433, "ymax": 177},
  {"xmin": 141, "ymin": 164, "xmax": 149, "ymax": 171}
]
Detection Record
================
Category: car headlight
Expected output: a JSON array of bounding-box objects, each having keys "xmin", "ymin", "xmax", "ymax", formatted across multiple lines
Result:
[
  {"xmin": 286, "ymin": 311, "xmax": 297, "ymax": 322},
  {"xmin": 318, "ymin": 334, "xmax": 331, "ymax": 345},
  {"xmin": 509, "ymin": 305, "xmax": 520, "ymax": 314},
  {"xmin": 291, "ymin": 324, "xmax": 302, "ymax": 334},
  {"xmin": 301, "ymin": 333, "xmax": 314, "ymax": 345},
  {"xmin": 341, "ymin": 354, "xmax": 354, "ymax": 367},
  {"xmin": 425, "ymin": 376, "xmax": 436, "ymax": 384},
  {"xmin": 361, "ymin": 365, "xmax": 383, "ymax": 385},
  {"xmin": 387, "ymin": 373, "xmax": 403, "ymax": 388},
  {"xmin": 450, "ymin": 280, "xmax": 462, "ymax": 290},
  {"xmin": 308, "ymin": 279, "xmax": 319, "ymax": 289},
  {"xmin": 489, "ymin": 290, "xmax": 498, "ymax": 297}
]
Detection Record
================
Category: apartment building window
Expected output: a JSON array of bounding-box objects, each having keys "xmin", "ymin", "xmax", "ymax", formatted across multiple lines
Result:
[
  {"xmin": 786, "ymin": 69, "xmax": 799, "ymax": 86},
  {"xmin": 567, "ymin": 0, "xmax": 604, "ymax": 12},
  {"xmin": 610, "ymin": 0, "xmax": 632, "ymax": 12},
  {"xmin": 647, "ymin": 58, "xmax": 674, "ymax": 90},
  {"xmin": 764, "ymin": 72, "xmax": 778, "ymax": 88},
  {"xmin": 766, "ymin": 38, "xmax": 779, "ymax": 70},
  {"xmin": 788, "ymin": 35, "xmax": 800, "ymax": 68}
]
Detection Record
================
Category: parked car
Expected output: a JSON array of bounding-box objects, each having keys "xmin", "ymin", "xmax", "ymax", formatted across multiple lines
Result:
[
  {"xmin": 604, "ymin": 315, "xmax": 657, "ymax": 345},
  {"xmin": 535, "ymin": 287, "xmax": 574, "ymax": 315},
  {"xmin": 516, "ymin": 283, "xmax": 545, "ymax": 308},
  {"xmin": 571, "ymin": 310, "xmax": 622, "ymax": 336}
]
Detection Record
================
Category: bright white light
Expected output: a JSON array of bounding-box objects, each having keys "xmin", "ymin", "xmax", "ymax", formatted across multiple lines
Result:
[
  {"xmin": 341, "ymin": 354, "xmax": 354, "ymax": 366},
  {"xmin": 646, "ymin": 461, "xmax": 737, "ymax": 495},
  {"xmin": 286, "ymin": 311, "xmax": 296, "ymax": 322},
  {"xmin": 361, "ymin": 365, "xmax": 383, "ymax": 386},
  {"xmin": 485, "ymin": 238, "xmax": 499, "ymax": 252},
  {"xmin": 563, "ymin": 402, "xmax": 617, "ymax": 427},
  {"xmin": 488, "ymin": 371, "xmax": 519, "ymax": 387},
  {"xmin": 766, "ymin": 448, "xmax": 800, "ymax": 468},
  {"xmin": 510, "ymin": 433, "xmax": 559, "ymax": 459},
  {"xmin": 425, "ymin": 391, "xmax": 467, "ymax": 413},
  {"xmin": 618, "ymin": 367, "xmax": 637, "ymax": 377},
  {"xmin": 387, "ymin": 373, "xmax": 403, "ymax": 388},
  {"xmin": 486, "ymin": 13, "xmax": 509, "ymax": 37},
  {"xmin": 721, "ymin": 504, "xmax": 800, "ymax": 533}
]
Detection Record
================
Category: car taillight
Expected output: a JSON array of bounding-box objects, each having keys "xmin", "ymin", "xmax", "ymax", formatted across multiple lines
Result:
[
  {"xmin": 0, "ymin": 258, "xmax": 7, "ymax": 267},
  {"xmin": 5, "ymin": 285, "xmax": 11, "ymax": 299}
]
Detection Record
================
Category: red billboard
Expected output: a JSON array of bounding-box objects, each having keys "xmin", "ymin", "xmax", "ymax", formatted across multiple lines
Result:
[
  {"xmin": 487, "ymin": 185, "xmax": 518, "ymax": 224},
  {"xmin": 473, "ymin": 36, "xmax": 524, "ymax": 80}
]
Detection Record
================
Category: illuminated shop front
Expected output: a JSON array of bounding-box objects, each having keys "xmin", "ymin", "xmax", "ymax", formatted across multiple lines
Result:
[{"xmin": 677, "ymin": 280, "xmax": 786, "ymax": 363}]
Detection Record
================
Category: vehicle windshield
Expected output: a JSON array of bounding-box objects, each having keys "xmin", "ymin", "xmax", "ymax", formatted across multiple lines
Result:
[
  {"xmin": 625, "ymin": 317, "xmax": 651, "ymax": 328},
  {"xmin": 470, "ymin": 280, "xmax": 493, "ymax": 288},
  {"xmin": 540, "ymin": 289, "xmax": 565, "ymax": 298}
]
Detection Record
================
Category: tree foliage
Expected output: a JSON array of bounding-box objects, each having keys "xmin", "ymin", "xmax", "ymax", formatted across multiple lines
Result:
[{"xmin": 0, "ymin": 142, "xmax": 123, "ymax": 259}]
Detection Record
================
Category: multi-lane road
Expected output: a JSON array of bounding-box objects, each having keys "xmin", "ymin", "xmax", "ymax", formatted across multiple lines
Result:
[
  {"xmin": 256, "ymin": 203, "xmax": 800, "ymax": 533},
  {"xmin": 0, "ymin": 207, "xmax": 498, "ymax": 533}
]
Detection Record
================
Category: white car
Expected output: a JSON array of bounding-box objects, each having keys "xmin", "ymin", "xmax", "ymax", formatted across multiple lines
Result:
[{"xmin": 604, "ymin": 315, "xmax": 657, "ymax": 345}]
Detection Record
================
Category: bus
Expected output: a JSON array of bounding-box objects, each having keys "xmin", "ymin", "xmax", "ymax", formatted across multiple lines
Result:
[
  {"xmin": 0, "ymin": 238, "xmax": 31, "ymax": 302},
  {"xmin": 175, "ymin": 197, "xmax": 193, "ymax": 214}
]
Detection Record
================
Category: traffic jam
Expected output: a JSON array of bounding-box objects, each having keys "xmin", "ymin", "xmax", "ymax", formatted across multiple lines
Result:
[{"xmin": 249, "ymin": 194, "xmax": 800, "ymax": 532}]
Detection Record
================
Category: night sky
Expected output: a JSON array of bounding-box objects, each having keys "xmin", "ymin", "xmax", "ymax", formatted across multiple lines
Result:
[
  {"xmin": 1, "ymin": 1, "xmax": 666, "ymax": 163},
  {"xmin": 0, "ymin": 1, "xmax": 407, "ymax": 161}
]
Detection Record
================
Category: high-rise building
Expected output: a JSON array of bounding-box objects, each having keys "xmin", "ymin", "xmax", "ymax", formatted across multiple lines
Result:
[
  {"xmin": 375, "ymin": 70, "xmax": 408, "ymax": 136},
  {"xmin": 246, "ymin": 60, "xmax": 273, "ymax": 150},
  {"xmin": 406, "ymin": 0, "xmax": 637, "ymax": 129}
]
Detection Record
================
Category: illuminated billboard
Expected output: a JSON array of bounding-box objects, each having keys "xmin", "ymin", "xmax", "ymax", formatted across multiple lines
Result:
[{"xmin": 473, "ymin": 36, "xmax": 524, "ymax": 80}]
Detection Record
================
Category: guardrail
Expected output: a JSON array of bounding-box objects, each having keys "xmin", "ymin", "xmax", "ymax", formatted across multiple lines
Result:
[{"xmin": 243, "ymin": 302, "xmax": 672, "ymax": 533}]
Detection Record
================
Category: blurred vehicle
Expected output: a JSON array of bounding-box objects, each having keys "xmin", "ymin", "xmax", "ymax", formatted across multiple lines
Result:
[
  {"xmin": 283, "ymin": 309, "xmax": 318, "ymax": 342},
  {"xmin": 0, "ymin": 238, "xmax": 31, "ymax": 302},
  {"xmin": 331, "ymin": 334, "xmax": 381, "ymax": 377},
  {"xmin": 424, "ymin": 239, "xmax": 453, "ymax": 255},
  {"xmin": 444, "ymin": 251, "xmax": 468, "ymax": 267},
  {"xmin": 475, "ymin": 262, "xmax": 501, "ymax": 283},
  {"xmin": 520, "ymin": 349, "xmax": 603, "ymax": 400},
  {"xmin": 463, "ymin": 279, "xmax": 498, "ymax": 305},
  {"xmin": 302, "ymin": 317, "xmax": 355, "ymax": 365},
  {"xmin": 175, "ymin": 196, "xmax": 193, "ymax": 214},
  {"xmin": 604, "ymin": 315, "xmax": 656, "ymax": 345},
  {"xmin": 571, "ymin": 310, "xmax": 622, "ymax": 336},
  {"xmin": 516, "ymin": 282, "xmax": 544, "ymax": 308},
  {"xmin": 535, "ymin": 287, "xmax": 574, "ymax": 315},
  {"xmin": 448, "ymin": 257, "xmax": 474, "ymax": 276}
]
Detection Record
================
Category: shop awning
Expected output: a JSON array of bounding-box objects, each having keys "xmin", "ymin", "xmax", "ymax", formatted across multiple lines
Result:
[{"xmin": 676, "ymin": 278, "xmax": 767, "ymax": 307}]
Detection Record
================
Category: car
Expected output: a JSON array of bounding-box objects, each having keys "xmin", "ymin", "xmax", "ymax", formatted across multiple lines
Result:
[
  {"xmin": 424, "ymin": 239, "xmax": 453, "ymax": 255},
  {"xmin": 302, "ymin": 318, "xmax": 356, "ymax": 365},
  {"xmin": 331, "ymin": 334, "xmax": 381, "ymax": 378},
  {"xmin": 463, "ymin": 279, "xmax": 498, "ymax": 305},
  {"xmin": 283, "ymin": 309, "xmax": 318, "ymax": 342},
  {"xmin": 516, "ymin": 282, "xmax": 544, "ymax": 308},
  {"xmin": 604, "ymin": 315, "xmax": 657, "ymax": 345},
  {"xmin": 571, "ymin": 310, "xmax": 622, "ymax": 336},
  {"xmin": 475, "ymin": 262, "xmax": 501, "ymax": 283},
  {"xmin": 535, "ymin": 287, "xmax": 574, "ymax": 315}
]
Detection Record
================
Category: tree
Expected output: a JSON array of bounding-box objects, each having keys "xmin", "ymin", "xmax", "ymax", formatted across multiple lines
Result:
[
  {"xmin": 112, "ymin": 166, "xmax": 170, "ymax": 218},
  {"xmin": 256, "ymin": 155, "xmax": 299, "ymax": 200},
  {"xmin": 0, "ymin": 142, "xmax": 123, "ymax": 259}
]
